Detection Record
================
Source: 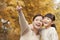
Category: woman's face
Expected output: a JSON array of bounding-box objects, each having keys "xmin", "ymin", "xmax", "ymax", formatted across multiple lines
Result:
[
  {"xmin": 43, "ymin": 17, "xmax": 52, "ymax": 27},
  {"xmin": 33, "ymin": 16, "xmax": 43, "ymax": 29}
]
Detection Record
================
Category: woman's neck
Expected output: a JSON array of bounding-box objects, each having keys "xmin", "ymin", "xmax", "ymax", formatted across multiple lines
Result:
[{"xmin": 32, "ymin": 24, "xmax": 39, "ymax": 35}]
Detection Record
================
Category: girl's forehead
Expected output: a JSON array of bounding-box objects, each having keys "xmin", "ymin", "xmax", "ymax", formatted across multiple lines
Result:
[
  {"xmin": 43, "ymin": 17, "xmax": 52, "ymax": 22},
  {"xmin": 44, "ymin": 17, "xmax": 50, "ymax": 19},
  {"xmin": 44, "ymin": 17, "xmax": 51, "ymax": 20}
]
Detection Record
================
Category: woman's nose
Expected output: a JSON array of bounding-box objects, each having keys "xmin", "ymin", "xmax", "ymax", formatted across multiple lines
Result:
[
  {"xmin": 42, "ymin": 20, "xmax": 44, "ymax": 22},
  {"xmin": 38, "ymin": 21, "xmax": 42, "ymax": 24}
]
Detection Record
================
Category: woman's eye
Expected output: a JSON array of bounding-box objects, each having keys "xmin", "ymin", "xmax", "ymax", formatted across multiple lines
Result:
[
  {"xmin": 36, "ymin": 19, "xmax": 42, "ymax": 22},
  {"xmin": 44, "ymin": 22, "xmax": 48, "ymax": 24},
  {"xmin": 40, "ymin": 20, "xmax": 42, "ymax": 22},
  {"xmin": 36, "ymin": 19, "xmax": 38, "ymax": 21}
]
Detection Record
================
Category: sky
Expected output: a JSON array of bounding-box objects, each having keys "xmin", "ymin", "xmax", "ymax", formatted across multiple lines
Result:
[
  {"xmin": 53, "ymin": 0, "xmax": 60, "ymax": 10},
  {"xmin": 53, "ymin": 0, "xmax": 60, "ymax": 4}
]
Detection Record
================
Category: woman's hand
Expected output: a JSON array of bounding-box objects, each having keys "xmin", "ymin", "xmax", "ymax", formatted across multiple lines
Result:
[{"xmin": 16, "ymin": 6, "xmax": 22, "ymax": 13}]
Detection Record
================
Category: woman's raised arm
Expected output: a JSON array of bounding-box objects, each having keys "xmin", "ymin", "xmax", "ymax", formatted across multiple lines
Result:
[{"xmin": 17, "ymin": 6, "xmax": 29, "ymax": 35}]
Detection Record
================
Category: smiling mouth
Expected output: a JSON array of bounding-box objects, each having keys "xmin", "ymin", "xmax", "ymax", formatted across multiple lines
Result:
[{"xmin": 36, "ymin": 24, "xmax": 40, "ymax": 26}]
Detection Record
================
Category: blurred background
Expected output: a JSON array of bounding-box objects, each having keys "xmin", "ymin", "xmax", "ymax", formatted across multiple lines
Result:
[{"xmin": 0, "ymin": 0, "xmax": 60, "ymax": 40}]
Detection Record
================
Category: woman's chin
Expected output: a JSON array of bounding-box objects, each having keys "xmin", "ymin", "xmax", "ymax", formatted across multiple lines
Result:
[{"xmin": 34, "ymin": 26, "xmax": 40, "ymax": 29}]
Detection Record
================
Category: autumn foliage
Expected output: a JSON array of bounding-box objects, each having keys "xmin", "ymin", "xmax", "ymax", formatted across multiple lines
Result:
[{"xmin": 0, "ymin": 0, "xmax": 60, "ymax": 40}]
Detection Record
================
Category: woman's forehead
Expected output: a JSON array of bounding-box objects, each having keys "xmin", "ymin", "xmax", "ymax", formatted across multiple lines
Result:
[{"xmin": 35, "ymin": 16, "xmax": 43, "ymax": 19}]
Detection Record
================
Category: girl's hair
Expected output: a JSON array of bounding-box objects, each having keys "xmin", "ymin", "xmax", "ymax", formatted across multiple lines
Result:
[
  {"xmin": 33, "ymin": 14, "xmax": 43, "ymax": 21},
  {"xmin": 45, "ymin": 13, "xmax": 56, "ymax": 29},
  {"xmin": 51, "ymin": 24, "xmax": 56, "ymax": 29}
]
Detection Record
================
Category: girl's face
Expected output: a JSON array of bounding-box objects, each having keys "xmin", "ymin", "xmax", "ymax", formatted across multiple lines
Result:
[
  {"xmin": 43, "ymin": 17, "xmax": 52, "ymax": 27},
  {"xmin": 33, "ymin": 16, "xmax": 43, "ymax": 29}
]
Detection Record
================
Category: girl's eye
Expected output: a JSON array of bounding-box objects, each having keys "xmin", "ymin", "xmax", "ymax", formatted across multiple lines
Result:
[
  {"xmin": 47, "ymin": 18, "xmax": 50, "ymax": 20},
  {"xmin": 47, "ymin": 18, "xmax": 51, "ymax": 22}
]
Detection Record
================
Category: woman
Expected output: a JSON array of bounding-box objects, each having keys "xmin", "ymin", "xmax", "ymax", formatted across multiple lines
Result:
[
  {"xmin": 41, "ymin": 13, "xmax": 58, "ymax": 40},
  {"xmin": 17, "ymin": 6, "xmax": 43, "ymax": 40}
]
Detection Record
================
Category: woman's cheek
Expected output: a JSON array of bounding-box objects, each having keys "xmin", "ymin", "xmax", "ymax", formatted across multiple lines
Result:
[{"xmin": 33, "ymin": 21, "xmax": 37, "ymax": 25}]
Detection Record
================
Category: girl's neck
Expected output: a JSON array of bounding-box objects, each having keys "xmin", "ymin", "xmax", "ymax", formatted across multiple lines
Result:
[{"xmin": 45, "ymin": 25, "xmax": 51, "ymax": 29}]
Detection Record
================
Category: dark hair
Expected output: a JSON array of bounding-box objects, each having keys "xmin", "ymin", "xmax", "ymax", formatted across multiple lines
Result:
[
  {"xmin": 45, "ymin": 13, "xmax": 56, "ymax": 29},
  {"xmin": 51, "ymin": 24, "xmax": 56, "ymax": 29},
  {"xmin": 33, "ymin": 14, "xmax": 43, "ymax": 21},
  {"xmin": 45, "ymin": 13, "xmax": 55, "ymax": 21}
]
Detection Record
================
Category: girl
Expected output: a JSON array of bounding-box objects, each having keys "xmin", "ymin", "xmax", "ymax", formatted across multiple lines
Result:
[
  {"xmin": 16, "ymin": 6, "xmax": 43, "ymax": 40},
  {"xmin": 41, "ymin": 13, "xmax": 58, "ymax": 40}
]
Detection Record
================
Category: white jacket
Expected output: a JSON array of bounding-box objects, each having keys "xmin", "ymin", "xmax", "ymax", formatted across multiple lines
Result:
[
  {"xmin": 41, "ymin": 27, "xmax": 58, "ymax": 40},
  {"xmin": 18, "ymin": 11, "xmax": 40, "ymax": 40}
]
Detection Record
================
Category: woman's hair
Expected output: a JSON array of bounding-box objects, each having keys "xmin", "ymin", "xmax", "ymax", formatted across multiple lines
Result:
[
  {"xmin": 44, "ymin": 13, "xmax": 56, "ymax": 29},
  {"xmin": 33, "ymin": 14, "xmax": 43, "ymax": 21}
]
